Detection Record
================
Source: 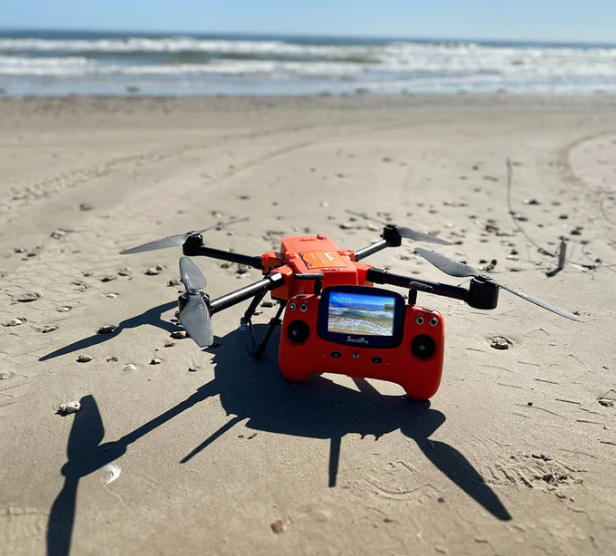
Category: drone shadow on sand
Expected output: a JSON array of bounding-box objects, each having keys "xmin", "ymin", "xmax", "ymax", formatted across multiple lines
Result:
[
  {"xmin": 47, "ymin": 323, "xmax": 510, "ymax": 556},
  {"xmin": 39, "ymin": 302, "xmax": 178, "ymax": 362}
]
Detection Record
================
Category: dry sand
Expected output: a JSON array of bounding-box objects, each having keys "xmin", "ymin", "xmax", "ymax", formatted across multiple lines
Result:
[{"xmin": 1, "ymin": 94, "xmax": 616, "ymax": 556}]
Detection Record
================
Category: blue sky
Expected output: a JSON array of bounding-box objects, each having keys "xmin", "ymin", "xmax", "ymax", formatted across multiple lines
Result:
[{"xmin": 2, "ymin": 0, "xmax": 615, "ymax": 43}]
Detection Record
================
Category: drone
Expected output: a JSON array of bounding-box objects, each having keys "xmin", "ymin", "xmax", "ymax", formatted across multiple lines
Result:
[{"xmin": 120, "ymin": 211, "xmax": 582, "ymax": 400}]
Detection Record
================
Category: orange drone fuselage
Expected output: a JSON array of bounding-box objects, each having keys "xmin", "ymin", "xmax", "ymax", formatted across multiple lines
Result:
[{"xmin": 261, "ymin": 234, "xmax": 373, "ymax": 300}]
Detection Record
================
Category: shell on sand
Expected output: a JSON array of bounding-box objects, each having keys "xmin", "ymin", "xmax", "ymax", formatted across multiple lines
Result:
[{"xmin": 58, "ymin": 401, "xmax": 81, "ymax": 414}]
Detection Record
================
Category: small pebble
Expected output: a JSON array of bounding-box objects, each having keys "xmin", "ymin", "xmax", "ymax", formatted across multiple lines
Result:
[
  {"xmin": 145, "ymin": 268, "xmax": 161, "ymax": 276},
  {"xmin": 107, "ymin": 356, "xmax": 119, "ymax": 362},
  {"xmin": 490, "ymin": 337, "xmax": 512, "ymax": 350},
  {"xmin": 164, "ymin": 341, "xmax": 177, "ymax": 348},
  {"xmin": 82, "ymin": 271, "xmax": 93, "ymax": 277},
  {"xmin": 3, "ymin": 318, "xmax": 24, "ymax": 327},
  {"xmin": 188, "ymin": 366, "xmax": 199, "ymax": 372},
  {"xmin": 168, "ymin": 278, "xmax": 182, "ymax": 287},
  {"xmin": 271, "ymin": 517, "xmax": 291, "ymax": 534},
  {"xmin": 98, "ymin": 325, "xmax": 117, "ymax": 334},
  {"xmin": 155, "ymin": 264, "xmax": 165, "ymax": 271},
  {"xmin": 261, "ymin": 300, "xmax": 275, "ymax": 308},
  {"xmin": 236, "ymin": 265, "xmax": 248, "ymax": 275},
  {"xmin": 40, "ymin": 325, "xmax": 59, "ymax": 333},
  {"xmin": 77, "ymin": 354, "xmax": 93, "ymax": 362},
  {"xmin": 57, "ymin": 306, "xmax": 71, "ymax": 312},
  {"xmin": 58, "ymin": 401, "xmax": 81, "ymax": 414},
  {"xmin": 339, "ymin": 222, "xmax": 354, "ymax": 230},
  {"xmin": 105, "ymin": 293, "xmax": 118, "ymax": 299},
  {"xmin": 171, "ymin": 330, "xmax": 187, "ymax": 339},
  {"xmin": 123, "ymin": 364, "xmax": 137, "ymax": 371},
  {"xmin": 150, "ymin": 358, "xmax": 162, "ymax": 365},
  {"xmin": 598, "ymin": 399, "xmax": 615, "ymax": 408},
  {"xmin": 117, "ymin": 269, "xmax": 131, "ymax": 277},
  {"xmin": 100, "ymin": 275, "xmax": 117, "ymax": 283}
]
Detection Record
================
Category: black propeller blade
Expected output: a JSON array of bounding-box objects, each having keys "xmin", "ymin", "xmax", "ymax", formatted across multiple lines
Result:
[
  {"xmin": 178, "ymin": 257, "xmax": 214, "ymax": 347},
  {"xmin": 345, "ymin": 210, "xmax": 452, "ymax": 246},
  {"xmin": 414, "ymin": 247, "xmax": 584, "ymax": 322},
  {"xmin": 120, "ymin": 217, "xmax": 249, "ymax": 255}
]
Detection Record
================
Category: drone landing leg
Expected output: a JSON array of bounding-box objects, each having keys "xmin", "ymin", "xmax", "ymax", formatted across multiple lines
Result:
[
  {"xmin": 240, "ymin": 290, "xmax": 269, "ymax": 351},
  {"xmin": 254, "ymin": 301, "xmax": 286, "ymax": 360}
]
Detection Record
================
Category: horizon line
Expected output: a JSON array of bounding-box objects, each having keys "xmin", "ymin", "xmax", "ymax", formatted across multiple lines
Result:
[{"xmin": 2, "ymin": 25, "xmax": 616, "ymax": 49}]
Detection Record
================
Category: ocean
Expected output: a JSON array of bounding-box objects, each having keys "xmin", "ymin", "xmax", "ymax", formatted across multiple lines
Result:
[{"xmin": 1, "ymin": 29, "xmax": 615, "ymax": 97}]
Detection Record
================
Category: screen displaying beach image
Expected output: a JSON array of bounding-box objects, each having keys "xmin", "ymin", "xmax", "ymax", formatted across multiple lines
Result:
[{"xmin": 327, "ymin": 292, "xmax": 396, "ymax": 336}]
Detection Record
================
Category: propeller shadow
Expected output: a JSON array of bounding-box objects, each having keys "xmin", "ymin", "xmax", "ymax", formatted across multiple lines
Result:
[
  {"xmin": 40, "ymin": 302, "xmax": 178, "ymax": 361},
  {"xmin": 47, "ymin": 383, "xmax": 218, "ymax": 556}
]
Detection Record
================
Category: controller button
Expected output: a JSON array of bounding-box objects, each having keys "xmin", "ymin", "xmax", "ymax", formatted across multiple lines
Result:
[
  {"xmin": 331, "ymin": 352, "xmax": 342, "ymax": 359},
  {"xmin": 300, "ymin": 304, "xmax": 308, "ymax": 312},
  {"xmin": 372, "ymin": 357, "xmax": 383, "ymax": 364},
  {"xmin": 430, "ymin": 317, "xmax": 439, "ymax": 326},
  {"xmin": 416, "ymin": 316, "xmax": 424, "ymax": 325},
  {"xmin": 411, "ymin": 335, "xmax": 437, "ymax": 360},
  {"xmin": 287, "ymin": 321, "xmax": 310, "ymax": 343},
  {"xmin": 352, "ymin": 353, "xmax": 360, "ymax": 360},
  {"xmin": 289, "ymin": 302, "xmax": 297, "ymax": 311}
]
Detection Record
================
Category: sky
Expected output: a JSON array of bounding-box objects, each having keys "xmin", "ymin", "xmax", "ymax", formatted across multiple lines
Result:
[{"xmin": 2, "ymin": 0, "xmax": 615, "ymax": 44}]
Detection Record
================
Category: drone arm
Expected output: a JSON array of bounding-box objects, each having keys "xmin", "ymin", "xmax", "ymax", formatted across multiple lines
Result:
[
  {"xmin": 191, "ymin": 246, "xmax": 264, "ymax": 269},
  {"xmin": 353, "ymin": 239, "xmax": 390, "ymax": 262},
  {"xmin": 353, "ymin": 226, "xmax": 408, "ymax": 262},
  {"xmin": 182, "ymin": 234, "xmax": 263, "ymax": 269},
  {"xmin": 366, "ymin": 267, "xmax": 468, "ymax": 302},
  {"xmin": 209, "ymin": 273, "xmax": 284, "ymax": 315}
]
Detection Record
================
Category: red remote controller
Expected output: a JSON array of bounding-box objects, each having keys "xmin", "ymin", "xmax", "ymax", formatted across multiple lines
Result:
[{"xmin": 279, "ymin": 285, "xmax": 444, "ymax": 400}]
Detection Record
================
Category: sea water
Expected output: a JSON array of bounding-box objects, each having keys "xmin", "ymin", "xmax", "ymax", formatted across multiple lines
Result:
[{"xmin": 1, "ymin": 29, "xmax": 615, "ymax": 96}]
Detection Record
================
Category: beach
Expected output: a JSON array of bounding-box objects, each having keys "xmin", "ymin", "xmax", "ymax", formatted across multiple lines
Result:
[{"xmin": 1, "ymin": 93, "xmax": 616, "ymax": 555}]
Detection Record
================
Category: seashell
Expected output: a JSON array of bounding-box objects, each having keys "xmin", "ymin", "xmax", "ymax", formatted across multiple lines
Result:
[
  {"xmin": 58, "ymin": 401, "xmax": 81, "ymax": 414},
  {"xmin": 490, "ymin": 337, "xmax": 512, "ymax": 350},
  {"xmin": 77, "ymin": 354, "xmax": 92, "ymax": 362}
]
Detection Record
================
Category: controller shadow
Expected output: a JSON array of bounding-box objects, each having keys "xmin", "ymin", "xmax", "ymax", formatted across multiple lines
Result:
[
  {"xmin": 184, "ymin": 323, "xmax": 511, "ymax": 521},
  {"xmin": 40, "ymin": 302, "xmax": 178, "ymax": 361}
]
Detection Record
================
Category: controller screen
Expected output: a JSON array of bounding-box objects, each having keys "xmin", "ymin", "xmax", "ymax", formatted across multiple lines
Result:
[{"xmin": 328, "ymin": 292, "xmax": 396, "ymax": 336}]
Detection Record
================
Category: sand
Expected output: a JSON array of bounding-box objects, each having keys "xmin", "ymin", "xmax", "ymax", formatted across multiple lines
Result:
[{"xmin": 1, "ymin": 94, "xmax": 616, "ymax": 556}]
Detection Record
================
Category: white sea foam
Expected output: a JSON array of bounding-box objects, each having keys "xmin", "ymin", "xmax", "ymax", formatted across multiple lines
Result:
[{"xmin": 1, "ymin": 35, "xmax": 615, "ymax": 95}]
